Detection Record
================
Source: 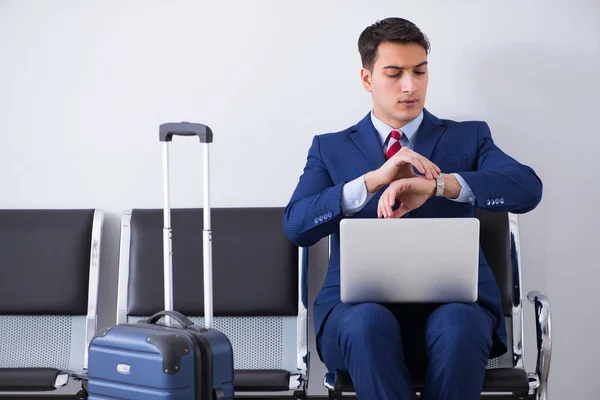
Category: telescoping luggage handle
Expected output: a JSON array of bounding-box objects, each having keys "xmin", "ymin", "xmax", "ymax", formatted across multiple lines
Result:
[{"xmin": 159, "ymin": 122, "xmax": 214, "ymax": 330}]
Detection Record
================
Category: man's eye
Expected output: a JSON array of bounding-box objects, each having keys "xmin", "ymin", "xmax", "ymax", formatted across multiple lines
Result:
[
  {"xmin": 414, "ymin": 71, "xmax": 425, "ymax": 75},
  {"xmin": 387, "ymin": 73, "xmax": 401, "ymax": 78}
]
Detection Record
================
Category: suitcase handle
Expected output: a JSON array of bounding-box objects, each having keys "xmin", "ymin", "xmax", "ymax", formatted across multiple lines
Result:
[
  {"xmin": 159, "ymin": 122, "xmax": 213, "ymax": 143},
  {"xmin": 144, "ymin": 310, "xmax": 195, "ymax": 329},
  {"xmin": 159, "ymin": 120, "xmax": 215, "ymax": 329}
]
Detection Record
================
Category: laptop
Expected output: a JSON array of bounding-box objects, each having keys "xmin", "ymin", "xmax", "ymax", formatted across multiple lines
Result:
[{"xmin": 339, "ymin": 217, "xmax": 479, "ymax": 304}]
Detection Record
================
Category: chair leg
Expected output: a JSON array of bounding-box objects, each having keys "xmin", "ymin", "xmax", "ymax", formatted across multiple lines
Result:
[{"xmin": 535, "ymin": 382, "xmax": 547, "ymax": 400}]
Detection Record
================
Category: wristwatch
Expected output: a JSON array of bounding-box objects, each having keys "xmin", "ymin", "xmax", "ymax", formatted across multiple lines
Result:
[{"xmin": 435, "ymin": 174, "xmax": 444, "ymax": 197}]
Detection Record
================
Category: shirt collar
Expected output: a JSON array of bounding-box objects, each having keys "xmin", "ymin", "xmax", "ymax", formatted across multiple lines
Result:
[{"xmin": 370, "ymin": 110, "xmax": 424, "ymax": 147}]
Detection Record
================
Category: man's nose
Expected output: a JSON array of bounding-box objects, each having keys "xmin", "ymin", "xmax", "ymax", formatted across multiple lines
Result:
[{"xmin": 400, "ymin": 74, "xmax": 417, "ymax": 93}]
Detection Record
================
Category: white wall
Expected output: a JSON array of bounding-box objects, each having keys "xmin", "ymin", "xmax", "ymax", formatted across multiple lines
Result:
[{"xmin": 1, "ymin": 0, "xmax": 599, "ymax": 397}]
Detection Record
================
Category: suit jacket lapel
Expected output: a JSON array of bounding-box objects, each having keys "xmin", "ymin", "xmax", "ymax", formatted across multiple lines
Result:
[
  {"xmin": 349, "ymin": 109, "xmax": 446, "ymax": 170},
  {"xmin": 413, "ymin": 108, "xmax": 446, "ymax": 161},
  {"xmin": 350, "ymin": 113, "xmax": 386, "ymax": 170}
]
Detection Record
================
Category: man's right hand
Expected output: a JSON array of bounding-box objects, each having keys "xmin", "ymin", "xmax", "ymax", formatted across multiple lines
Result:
[{"xmin": 364, "ymin": 148, "xmax": 441, "ymax": 193}]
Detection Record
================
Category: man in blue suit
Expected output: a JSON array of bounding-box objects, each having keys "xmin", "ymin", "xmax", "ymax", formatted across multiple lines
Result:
[{"xmin": 284, "ymin": 17, "xmax": 542, "ymax": 399}]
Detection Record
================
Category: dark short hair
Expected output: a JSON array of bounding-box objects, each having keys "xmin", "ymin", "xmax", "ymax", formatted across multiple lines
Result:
[{"xmin": 358, "ymin": 17, "xmax": 430, "ymax": 71}]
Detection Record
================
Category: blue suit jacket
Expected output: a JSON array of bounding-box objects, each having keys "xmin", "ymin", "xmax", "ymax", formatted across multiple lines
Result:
[{"xmin": 284, "ymin": 109, "xmax": 543, "ymax": 359}]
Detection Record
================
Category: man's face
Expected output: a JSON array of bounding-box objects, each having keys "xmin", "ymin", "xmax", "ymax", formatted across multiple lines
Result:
[{"xmin": 361, "ymin": 42, "xmax": 429, "ymax": 128}]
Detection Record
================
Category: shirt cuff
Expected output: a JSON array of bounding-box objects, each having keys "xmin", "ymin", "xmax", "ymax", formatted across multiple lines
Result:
[
  {"xmin": 450, "ymin": 173, "xmax": 476, "ymax": 205},
  {"xmin": 341, "ymin": 175, "xmax": 376, "ymax": 214}
]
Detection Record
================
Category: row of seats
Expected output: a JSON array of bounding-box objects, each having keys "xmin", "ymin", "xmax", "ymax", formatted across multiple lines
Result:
[
  {"xmin": 0, "ymin": 208, "xmax": 307, "ymax": 399},
  {"xmin": 0, "ymin": 207, "xmax": 550, "ymax": 399}
]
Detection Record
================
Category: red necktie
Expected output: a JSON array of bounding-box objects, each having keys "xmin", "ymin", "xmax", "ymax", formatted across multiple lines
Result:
[{"xmin": 385, "ymin": 130, "xmax": 402, "ymax": 159}]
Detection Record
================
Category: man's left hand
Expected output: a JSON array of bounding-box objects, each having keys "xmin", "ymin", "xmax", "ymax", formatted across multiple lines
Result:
[{"xmin": 377, "ymin": 176, "xmax": 436, "ymax": 219}]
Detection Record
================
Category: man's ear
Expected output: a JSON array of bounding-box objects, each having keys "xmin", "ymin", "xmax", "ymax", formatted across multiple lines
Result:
[{"xmin": 360, "ymin": 68, "xmax": 372, "ymax": 92}]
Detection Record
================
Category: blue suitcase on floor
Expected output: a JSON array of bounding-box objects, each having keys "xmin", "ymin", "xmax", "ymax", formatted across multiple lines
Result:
[
  {"xmin": 87, "ymin": 311, "xmax": 234, "ymax": 399},
  {"xmin": 86, "ymin": 123, "xmax": 234, "ymax": 399}
]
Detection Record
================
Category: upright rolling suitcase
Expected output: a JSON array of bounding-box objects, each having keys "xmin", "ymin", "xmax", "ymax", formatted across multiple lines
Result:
[{"xmin": 86, "ymin": 122, "xmax": 235, "ymax": 399}]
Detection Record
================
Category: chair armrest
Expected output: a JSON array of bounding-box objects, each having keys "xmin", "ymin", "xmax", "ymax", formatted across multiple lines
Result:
[
  {"xmin": 527, "ymin": 290, "xmax": 552, "ymax": 385},
  {"xmin": 0, "ymin": 368, "xmax": 68, "ymax": 391}
]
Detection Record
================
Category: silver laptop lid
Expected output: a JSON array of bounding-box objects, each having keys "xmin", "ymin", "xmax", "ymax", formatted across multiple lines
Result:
[{"xmin": 339, "ymin": 218, "xmax": 479, "ymax": 304}]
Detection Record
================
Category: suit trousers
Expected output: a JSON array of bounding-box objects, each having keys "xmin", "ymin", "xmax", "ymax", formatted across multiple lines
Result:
[{"xmin": 317, "ymin": 301, "xmax": 495, "ymax": 400}]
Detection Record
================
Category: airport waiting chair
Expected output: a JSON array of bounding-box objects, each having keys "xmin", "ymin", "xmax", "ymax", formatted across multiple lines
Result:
[
  {"xmin": 116, "ymin": 207, "xmax": 309, "ymax": 399},
  {"xmin": 324, "ymin": 210, "xmax": 551, "ymax": 400},
  {"xmin": 0, "ymin": 209, "xmax": 104, "ymax": 398}
]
